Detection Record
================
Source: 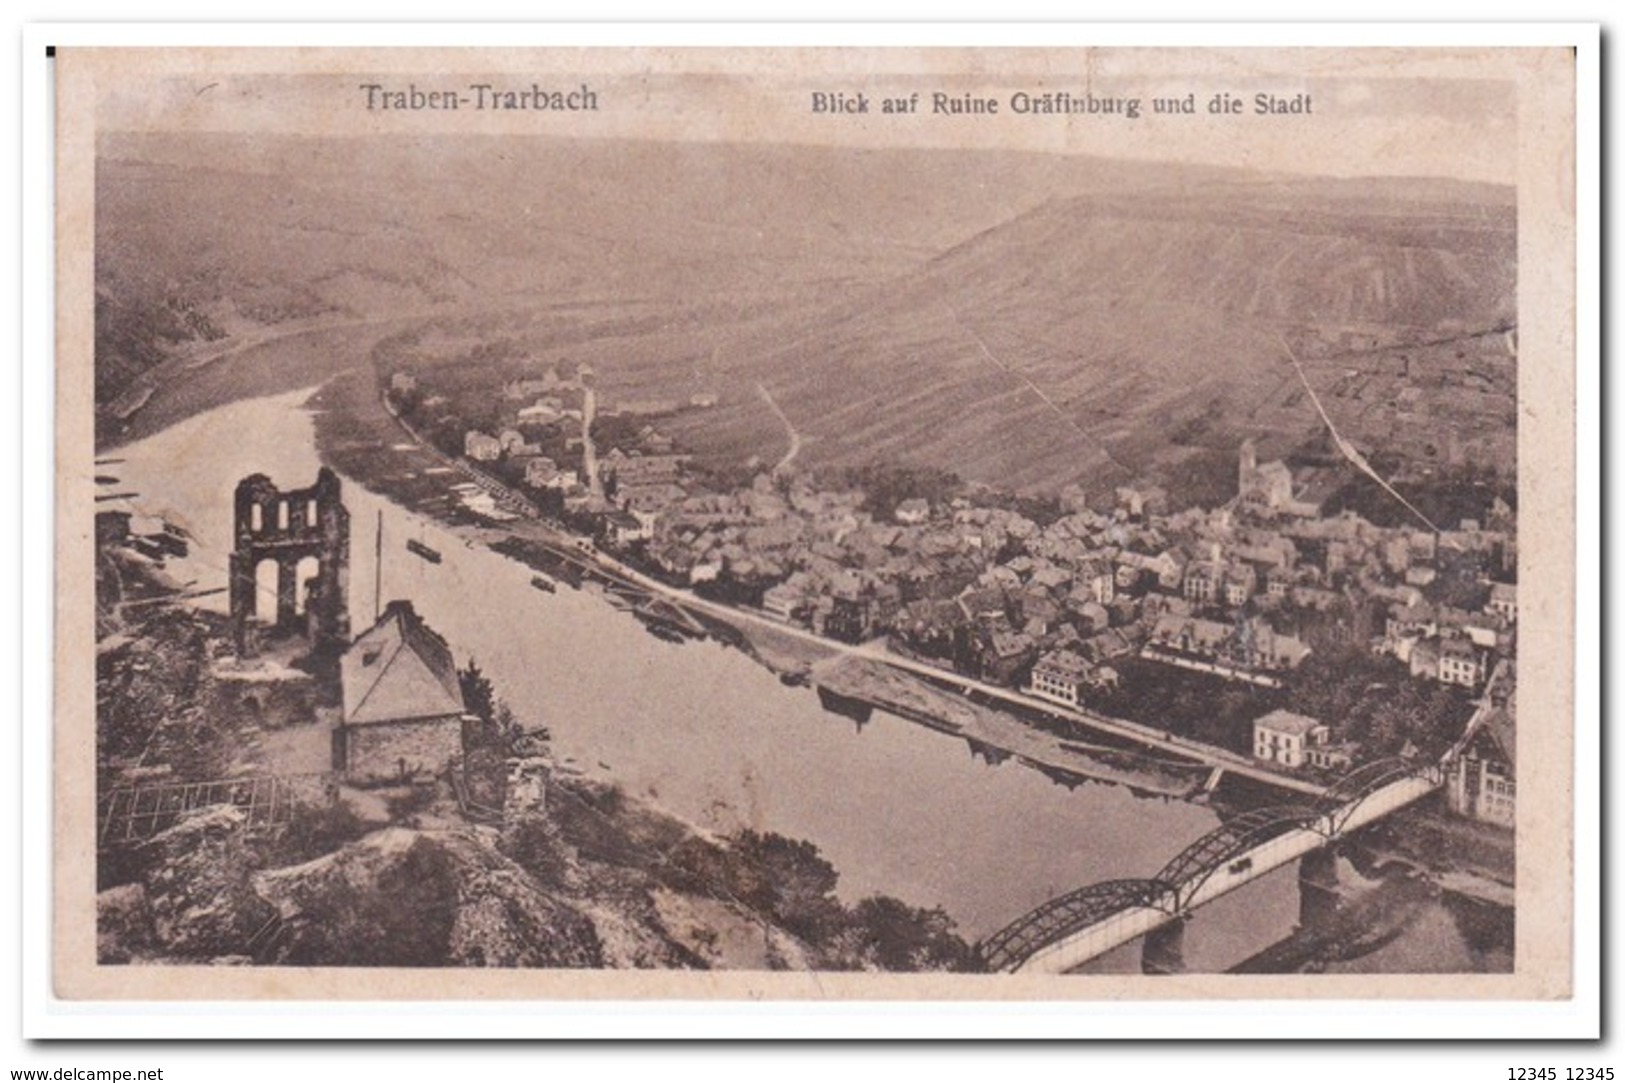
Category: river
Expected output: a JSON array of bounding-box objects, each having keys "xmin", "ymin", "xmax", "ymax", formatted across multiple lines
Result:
[{"xmin": 100, "ymin": 386, "xmax": 1507, "ymax": 972}]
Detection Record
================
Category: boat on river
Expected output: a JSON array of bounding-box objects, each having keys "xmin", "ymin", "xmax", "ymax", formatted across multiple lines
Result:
[
  {"xmin": 645, "ymin": 621, "xmax": 687, "ymax": 644},
  {"xmin": 406, "ymin": 538, "xmax": 443, "ymax": 564}
]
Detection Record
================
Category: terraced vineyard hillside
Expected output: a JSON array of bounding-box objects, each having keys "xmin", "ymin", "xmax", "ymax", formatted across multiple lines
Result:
[
  {"xmin": 96, "ymin": 131, "xmax": 1515, "ymax": 495},
  {"xmin": 661, "ymin": 180, "xmax": 1515, "ymax": 495}
]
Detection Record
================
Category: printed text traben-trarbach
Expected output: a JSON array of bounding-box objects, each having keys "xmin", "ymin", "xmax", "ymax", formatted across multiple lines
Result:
[{"xmin": 359, "ymin": 83, "xmax": 599, "ymax": 111}]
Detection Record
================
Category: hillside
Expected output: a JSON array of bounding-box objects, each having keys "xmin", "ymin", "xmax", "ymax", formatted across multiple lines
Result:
[
  {"xmin": 94, "ymin": 131, "xmax": 1516, "ymax": 493},
  {"xmin": 662, "ymin": 179, "xmax": 1516, "ymax": 495},
  {"xmin": 94, "ymin": 132, "xmax": 1270, "ymax": 445}
]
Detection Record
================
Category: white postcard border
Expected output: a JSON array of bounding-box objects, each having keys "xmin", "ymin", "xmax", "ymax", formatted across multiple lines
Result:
[{"xmin": 21, "ymin": 19, "xmax": 1601, "ymax": 1041}]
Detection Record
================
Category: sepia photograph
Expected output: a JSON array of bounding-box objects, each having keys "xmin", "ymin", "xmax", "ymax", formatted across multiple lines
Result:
[{"xmin": 47, "ymin": 40, "xmax": 1580, "ymax": 1010}]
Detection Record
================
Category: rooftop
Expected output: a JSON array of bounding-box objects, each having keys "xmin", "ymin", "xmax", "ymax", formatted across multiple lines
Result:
[
  {"xmin": 341, "ymin": 600, "xmax": 465, "ymax": 726},
  {"xmin": 1033, "ymin": 648, "xmax": 1092, "ymax": 682},
  {"xmin": 1254, "ymin": 709, "xmax": 1324, "ymax": 738}
]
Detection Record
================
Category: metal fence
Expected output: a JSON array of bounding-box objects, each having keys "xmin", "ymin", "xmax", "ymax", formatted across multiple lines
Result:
[{"xmin": 98, "ymin": 772, "xmax": 336, "ymax": 847}]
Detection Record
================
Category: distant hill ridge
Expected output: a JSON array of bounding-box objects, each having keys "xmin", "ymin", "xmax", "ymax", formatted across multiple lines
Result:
[{"xmin": 95, "ymin": 132, "xmax": 1515, "ymax": 487}]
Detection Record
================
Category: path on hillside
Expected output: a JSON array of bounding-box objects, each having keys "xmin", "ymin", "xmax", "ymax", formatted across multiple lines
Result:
[{"xmin": 756, "ymin": 382, "xmax": 803, "ymax": 474}]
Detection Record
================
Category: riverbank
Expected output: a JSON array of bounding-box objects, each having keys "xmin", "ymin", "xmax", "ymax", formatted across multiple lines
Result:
[
  {"xmin": 103, "ymin": 383, "xmax": 1501, "ymax": 969},
  {"xmin": 809, "ymin": 655, "xmax": 1208, "ymax": 799},
  {"xmin": 1229, "ymin": 864, "xmax": 1513, "ymax": 975},
  {"xmin": 311, "ymin": 366, "xmax": 1227, "ymax": 802},
  {"xmin": 94, "ymin": 524, "xmax": 981, "ymax": 971},
  {"xmin": 1364, "ymin": 803, "xmax": 1515, "ymax": 906}
]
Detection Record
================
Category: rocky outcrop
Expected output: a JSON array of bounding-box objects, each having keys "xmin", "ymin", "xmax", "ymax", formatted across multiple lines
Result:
[
  {"xmin": 648, "ymin": 888, "xmax": 816, "ymax": 971},
  {"xmin": 252, "ymin": 827, "xmax": 602, "ymax": 968},
  {"xmin": 96, "ymin": 883, "xmax": 156, "ymax": 963},
  {"xmin": 136, "ymin": 805, "xmax": 275, "ymax": 960},
  {"xmin": 107, "ymin": 783, "xmax": 975, "ymax": 972}
]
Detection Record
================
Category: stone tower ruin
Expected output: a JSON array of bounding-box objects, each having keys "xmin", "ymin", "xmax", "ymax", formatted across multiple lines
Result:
[
  {"xmin": 229, "ymin": 467, "xmax": 350, "ymax": 661},
  {"xmin": 1238, "ymin": 437, "xmax": 1258, "ymax": 497}
]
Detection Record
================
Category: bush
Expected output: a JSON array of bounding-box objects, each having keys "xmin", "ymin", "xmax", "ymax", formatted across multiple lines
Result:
[
  {"xmin": 386, "ymin": 783, "xmax": 438, "ymax": 822},
  {"xmin": 840, "ymin": 896, "xmax": 982, "ymax": 973},
  {"xmin": 500, "ymin": 813, "xmax": 574, "ymax": 889},
  {"xmin": 725, "ymin": 830, "xmax": 844, "ymax": 945},
  {"xmin": 263, "ymin": 800, "xmax": 370, "ymax": 866}
]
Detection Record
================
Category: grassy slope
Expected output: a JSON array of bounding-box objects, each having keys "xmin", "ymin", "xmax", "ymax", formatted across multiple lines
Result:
[
  {"xmin": 96, "ymin": 132, "xmax": 1514, "ymax": 496},
  {"xmin": 667, "ymin": 182, "xmax": 1515, "ymax": 494}
]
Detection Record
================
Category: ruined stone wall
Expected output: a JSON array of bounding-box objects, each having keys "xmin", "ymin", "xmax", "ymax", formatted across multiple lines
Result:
[
  {"xmin": 229, "ymin": 467, "xmax": 350, "ymax": 661},
  {"xmin": 341, "ymin": 714, "xmax": 463, "ymax": 784}
]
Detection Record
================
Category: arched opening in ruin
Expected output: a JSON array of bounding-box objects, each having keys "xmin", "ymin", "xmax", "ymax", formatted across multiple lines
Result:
[
  {"xmin": 294, "ymin": 555, "xmax": 321, "ymax": 615},
  {"xmin": 254, "ymin": 558, "xmax": 280, "ymax": 621}
]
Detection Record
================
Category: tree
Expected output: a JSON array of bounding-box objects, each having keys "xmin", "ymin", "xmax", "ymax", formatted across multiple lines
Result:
[
  {"xmin": 727, "ymin": 830, "xmax": 844, "ymax": 944},
  {"xmin": 459, "ymin": 659, "xmax": 497, "ymax": 725},
  {"xmin": 843, "ymin": 896, "xmax": 981, "ymax": 972},
  {"xmin": 459, "ymin": 658, "xmax": 548, "ymax": 757},
  {"xmin": 846, "ymin": 462, "xmax": 964, "ymax": 521}
]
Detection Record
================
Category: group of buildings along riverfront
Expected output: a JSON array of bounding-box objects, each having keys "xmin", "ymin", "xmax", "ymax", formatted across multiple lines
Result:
[{"xmin": 387, "ymin": 360, "xmax": 1516, "ymax": 831}]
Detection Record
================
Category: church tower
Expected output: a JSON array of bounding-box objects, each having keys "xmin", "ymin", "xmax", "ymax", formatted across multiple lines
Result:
[{"xmin": 1238, "ymin": 437, "xmax": 1258, "ymax": 497}]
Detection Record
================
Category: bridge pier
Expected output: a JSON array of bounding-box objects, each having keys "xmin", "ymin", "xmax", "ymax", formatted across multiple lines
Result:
[
  {"xmin": 1141, "ymin": 916, "xmax": 1187, "ymax": 975},
  {"xmin": 1298, "ymin": 846, "xmax": 1342, "ymax": 928}
]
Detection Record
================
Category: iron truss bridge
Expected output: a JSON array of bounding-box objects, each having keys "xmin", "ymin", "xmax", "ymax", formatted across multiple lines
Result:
[{"xmin": 977, "ymin": 757, "xmax": 1439, "ymax": 973}]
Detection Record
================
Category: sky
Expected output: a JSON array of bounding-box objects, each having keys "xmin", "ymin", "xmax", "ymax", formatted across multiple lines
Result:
[{"xmin": 81, "ymin": 45, "xmax": 1532, "ymax": 184}]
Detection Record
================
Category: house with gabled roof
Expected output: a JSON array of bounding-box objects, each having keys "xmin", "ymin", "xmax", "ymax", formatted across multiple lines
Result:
[
  {"xmin": 334, "ymin": 600, "xmax": 474, "ymax": 784},
  {"xmin": 1028, "ymin": 647, "xmax": 1094, "ymax": 707},
  {"xmin": 1449, "ymin": 706, "xmax": 1515, "ymax": 828},
  {"xmin": 1486, "ymin": 581, "xmax": 1517, "ymax": 624}
]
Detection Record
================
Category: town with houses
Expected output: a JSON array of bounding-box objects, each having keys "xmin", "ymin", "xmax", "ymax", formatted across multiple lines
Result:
[
  {"xmin": 388, "ymin": 357, "xmax": 1518, "ymax": 832},
  {"xmin": 80, "ymin": 99, "xmax": 1534, "ymax": 980},
  {"xmin": 84, "ymin": 348, "xmax": 1522, "ymax": 975}
]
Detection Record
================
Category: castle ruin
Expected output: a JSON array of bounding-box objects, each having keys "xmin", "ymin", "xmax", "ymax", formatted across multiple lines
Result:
[{"xmin": 228, "ymin": 467, "xmax": 350, "ymax": 662}]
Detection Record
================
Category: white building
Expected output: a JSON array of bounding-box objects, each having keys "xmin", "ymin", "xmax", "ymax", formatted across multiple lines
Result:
[
  {"xmin": 1252, "ymin": 709, "xmax": 1330, "ymax": 769},
  {"xmin": 464, "ymin": 430, "xmax": 501, "ymax": 462},
  {"xmin": 1438, "ymin": 639, "xmax": 1487, "ymax": 689},
  {"xmin": 1028, "ymin": 648, "xmax": 1094, "ymax": 708}
]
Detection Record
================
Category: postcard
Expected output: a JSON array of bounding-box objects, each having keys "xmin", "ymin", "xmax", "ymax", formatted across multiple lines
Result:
[{"xmin": 51, "ymin": 37, "xmax": 1579, "ymax": 1008}]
